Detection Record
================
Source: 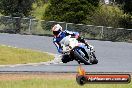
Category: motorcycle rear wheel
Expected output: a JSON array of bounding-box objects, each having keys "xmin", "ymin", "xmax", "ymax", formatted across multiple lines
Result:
[
  {"xmin": 91, "ymin": 52, "xmax": 98, "ymax": 64},
  {"xmin": 74, "ymin": 48, "xmax": 91, "ymax": 65}
]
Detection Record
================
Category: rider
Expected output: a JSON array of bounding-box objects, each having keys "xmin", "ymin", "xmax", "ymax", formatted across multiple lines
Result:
[
  {"xmin": 52, "ymin": 24, "xmax": 88, "ymax": 54},
  {"xmin": 52, "ymin": 24, "xmax": 89, "ymax": 63}
]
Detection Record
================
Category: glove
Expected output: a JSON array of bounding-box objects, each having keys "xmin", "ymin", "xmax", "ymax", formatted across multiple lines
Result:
[
  {"xmin": 77, "ymin": 37, "xmax": 85, "ymax": 43},
  {"xmin": 58, "ymin": 48, "xmax": 63, "ymax": 54},
  {"xmin": 74, "ymin": 32, "xmax": 79, "ymax": 38}
]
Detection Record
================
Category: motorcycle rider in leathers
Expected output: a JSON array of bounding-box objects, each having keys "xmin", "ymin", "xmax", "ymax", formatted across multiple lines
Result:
[{"xmin": 52, "ymin": 24, "xmax": 89, "ymax": 63}]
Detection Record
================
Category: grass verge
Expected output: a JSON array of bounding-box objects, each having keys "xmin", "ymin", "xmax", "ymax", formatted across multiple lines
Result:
[
  {"xmin": 0, "ymin": 45, "xmax": 54, "ymax": 65},
  {"xmin": 0, "ymin": 73, "xmax": 131, "ymax": 88}
]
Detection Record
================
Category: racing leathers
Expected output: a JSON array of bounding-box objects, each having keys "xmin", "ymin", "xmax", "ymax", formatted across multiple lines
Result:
[
  {"xmin": 53, "ymin": 30, "xmax": 79, "ymax": 54},
  {"xmin": 53, "ymin": 30, "xmax": 88, "ymax": 54}
]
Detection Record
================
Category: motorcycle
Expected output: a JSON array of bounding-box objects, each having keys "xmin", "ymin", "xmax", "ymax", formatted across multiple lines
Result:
[{"xmin": 60, "ymin": 35, "xmax": 98, "ymax": 65}]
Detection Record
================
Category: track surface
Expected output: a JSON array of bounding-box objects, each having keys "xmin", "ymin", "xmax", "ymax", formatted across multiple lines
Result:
[{"xmin": 0, "ymin": 33, "xmax": 132, "ymax": 72}]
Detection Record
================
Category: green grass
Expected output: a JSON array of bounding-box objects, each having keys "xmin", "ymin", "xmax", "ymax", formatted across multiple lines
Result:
[
  {"xmin": 0, "ymin": 77, "xmax": 131, "ymax": 88},
  {"xmin": 0, "ymin": 45, "xmax": 54, "ymax": 65},
  {"xmin": 0, "ymin": 13, "xmax": 3, "ymax": 16}
]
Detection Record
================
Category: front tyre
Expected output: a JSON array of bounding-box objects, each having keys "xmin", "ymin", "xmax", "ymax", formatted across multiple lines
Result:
[{"xmin": 61, "ymin": 54, "xmax": 71, "ymax": 63}]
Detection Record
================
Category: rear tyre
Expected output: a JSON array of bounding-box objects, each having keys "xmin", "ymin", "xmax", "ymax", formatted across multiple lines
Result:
[
  {"xmin": 92, "ymin": 59, "xmax": 98, "ymax": 64},
  {"xmin": 74, "ymin": 49, "xmax": 90, "ymax": 65},
  {"xmin": 91, "ymin": 52, "xmax": 98, "ymax": 64}
]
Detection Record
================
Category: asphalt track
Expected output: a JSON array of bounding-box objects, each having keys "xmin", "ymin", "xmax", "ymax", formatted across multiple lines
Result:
[{"xmin": 0, "ymin": 33, "xmax": 132, "ymax": 73}]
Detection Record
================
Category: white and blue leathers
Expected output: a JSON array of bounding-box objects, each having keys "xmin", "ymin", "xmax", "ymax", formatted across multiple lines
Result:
[{"xmin": 53, "ymin": 30, "xmax": 79, "ymax": 53}]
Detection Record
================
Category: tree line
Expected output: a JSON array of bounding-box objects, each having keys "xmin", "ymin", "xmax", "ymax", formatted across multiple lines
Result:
[{"xmin": 0, "ymin": 0, "xmax": 131, "ymax": 28}]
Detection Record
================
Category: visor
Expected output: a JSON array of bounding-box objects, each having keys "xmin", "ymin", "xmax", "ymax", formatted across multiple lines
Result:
[{"xmin": 53, "ymin": 31, "xmax": 60, "ymax": 36}]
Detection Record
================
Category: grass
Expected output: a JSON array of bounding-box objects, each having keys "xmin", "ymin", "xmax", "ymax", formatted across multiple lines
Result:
[
  {"xmin": 0, "ymin": 13, "xmax": 3, "ymax": 16},
  {"xmin": 0, "ymin": 74, "xmax": 131, "ymax": 88},
  {"xmin": 0, "ymin": 45, "xmax": 54, "ymax": 65}
]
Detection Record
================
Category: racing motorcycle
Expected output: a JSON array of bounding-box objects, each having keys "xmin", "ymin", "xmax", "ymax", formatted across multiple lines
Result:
[{"xmin": 60, "ymin": 35, "xmax": 98, "ymax": 65}]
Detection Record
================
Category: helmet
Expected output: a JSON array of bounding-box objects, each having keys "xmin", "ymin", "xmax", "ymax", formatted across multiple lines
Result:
[{"xmin": 52, "ymin": 24, "xmax": 62, "ymax": 36}]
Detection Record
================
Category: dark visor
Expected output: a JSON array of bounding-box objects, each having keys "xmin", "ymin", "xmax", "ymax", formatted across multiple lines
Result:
[{"xmin": 53, "ymin": 31, "xmax": 60, "ymax": 35}]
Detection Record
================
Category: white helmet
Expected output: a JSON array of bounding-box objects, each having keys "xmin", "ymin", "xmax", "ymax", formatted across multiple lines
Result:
[{"xmin": 52, "ymin": 24, "xmax": 62, "ymax": 36}]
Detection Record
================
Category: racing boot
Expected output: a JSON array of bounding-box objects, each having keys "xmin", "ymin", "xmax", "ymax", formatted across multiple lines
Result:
[{"xmin": 77, "ymin": 37, "xmax": 89, "ymax": 47}]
